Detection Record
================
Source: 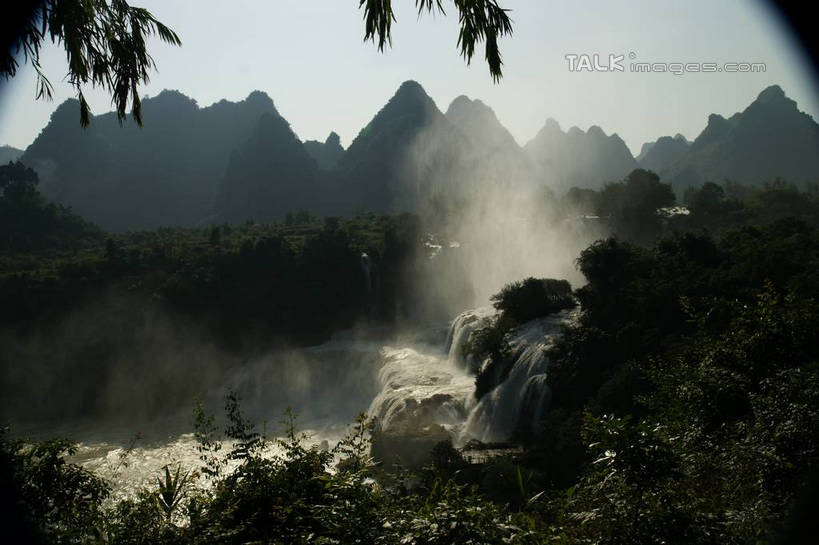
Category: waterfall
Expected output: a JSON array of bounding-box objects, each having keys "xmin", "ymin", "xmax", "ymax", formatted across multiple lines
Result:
[
  {"xmin": 366, "ymin": 305, "xmax": 574, "ymax": 445},
  {"xmin": 445, "ymin": 307, "xmax": 493, "ymax": 371},
  {"xmin": 360, "ymin": 252, "xmax": 373, "ymax": 293},
  {"xmin": 366, "ymin": 347, "xmax": 474, "ymax": 433},
  {"xmin": 366, "ymin": 308, "xmax": 493, "ymax": 436},
  {"xmin": 75, "ymin": 304, "xmax": 574, "ymax": 497},
  {"xmin": 461, "ymin": 310, "xmax": 572, "ymax": 443}
]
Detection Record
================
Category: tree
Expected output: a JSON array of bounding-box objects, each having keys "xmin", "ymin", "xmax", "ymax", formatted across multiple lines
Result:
[
  {"xmin": 0, "ymin": 160, "xmax": 103, "ymax": 252},
  {"xmin": 360, "ymin": 0, "xmax": 513, "ymax": 82},
  {"xmin": 3, "ymin": 1, "xmax": 513, "ymax": 128},
  {"xmin": 491, "ymin": 277, "xmax": 574, "ymax": 323},
  {"xmin": 2, "ymin": 0, "xmax": 182, "ymax": 126},
  {"xmin": 596, "ymin": 169, "xmax": 676, "ymax": 242},
  {"xmin": 684, "ymin": 181, "xmax": 724, "ymax": 212},
  {"xmin": 0, "ymin": 160, "xmax": 39, "ymax": 200}
]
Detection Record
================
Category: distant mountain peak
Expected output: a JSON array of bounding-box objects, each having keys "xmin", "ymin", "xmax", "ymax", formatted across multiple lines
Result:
[
  {"xmin": 610, "ymin": 133, "xmax": 627, "ymax": 145},
  {"xmin": 150, "ymin": 89, "xmax": 198, "ymax": 109},
  {"xmin": 372, "ymin": 80, "xmax": 439, "ymax": 120},
  {"xmin": 449, "ymin": 94, "xmax": 473, "ymax": 108},
  {"xmin": 23, "ymin": 88, "xmax": 292, "ymax": 230},
  {"xmin": 664, "ymin": 84, "xmax": 819, "ymax": 193},
  {"xmin": 756, "ymin": 84, "xmax": 785, "ymax": 103},
  {"xmin": 637, "ymin": 133, "xmax": 691, "ymax": 173},
  {"xmin": 395, "ymin": 80, "xmax": 428, "ymax": 99},
  {"xmin": 525, "ymin": 118, "xmax": 638, "ymax": 190},
  {"xmin": 340, "ymin": 78, "xmax": 441, "ymax": 179},
  {"xmin": 244, "ymin": 90, "xmax": 276, "ymax": 109},
  {"xmin": 544, "ymin": 118, "xmax": 561, "ymax": 131},
  {"xmin": 707, "ymin": 113, "xmax": 727, "ymax": 124},
  {"xmin": 445, "ymin": 95, "xmax": 504, "ymax": 129},
  {"xmin": 747, "ymin": 83, "xmax": 799, "ymax": 114},
  {"xmin": 445, "ymin": 95, "xmax": 492, "ymax": 116},
  {"xmin": 50, "ymin": 98, "xmax": 83, "ymax": 122},
  {"xmin": 444, "ymin": 93, "xmax": 521, "ymax": 155},
  {"xmin": 343, "ymin": 80, "xmax": 443, "ymax": 159},
  {"xmin": 326, "ymin": 131, "xmax": 341, "ymax": 146},
  {"xmin": 304, "ymin": 131, "xmax": 344, "ymax": 170}
]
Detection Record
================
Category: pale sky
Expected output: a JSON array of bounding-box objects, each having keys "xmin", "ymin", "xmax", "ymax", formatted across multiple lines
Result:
[{"xmin": 1, "ymin": 0, "xmax": 817, "ymax": 155}]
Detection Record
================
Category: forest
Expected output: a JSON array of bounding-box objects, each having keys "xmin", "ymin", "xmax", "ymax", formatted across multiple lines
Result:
[
  {"xmin": 3, "ymin": 0, "xmax": 819, "ymax": 543},
  {"xmin": 2, "ymin": 155, "xmax": 818, "ymax": 543}
]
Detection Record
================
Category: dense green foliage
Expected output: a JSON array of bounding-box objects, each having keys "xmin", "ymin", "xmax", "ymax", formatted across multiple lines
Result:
[
  {"xmin": 560, "ymin": 171, "xmax": 819, "ymax": 244},
  {"xmin": 2, "ymin": 404, "xmax": 548, "ymax": 544},
  {"xmin": 0, "ymin": 214, "xmax": 419, "ymax": 343},
  {"xmin": 559, "ymin": 167, "xmax": 678, "ymax": 243},
  {"xmin": 2, "ymin": 219, "xmax": 817, "ymax": 542},
  {"xmin": 522, "ymin": 219, "xmax": 819, "ymax": 542},
  {"xmin": 0, "ymin": 161, "xmax": 103, "ymax": 253},
  {"xmin": 677, "ymin": 178, "xmax": 819, "ymax": 233},
  {"xmin": 3, "ymin": 158, "xmax": 819, "ymax": 541},
  {"xmin": 0, "ymin": 428, "xmax": 110, "ymax": 543},
  {"xmin": 11, "ymin": 258, "xmax": 817, "ymax": 545},
  {"xmin": 491, "ymin": 278, "xmax": 574, "ymax": 323},
  {"xmin": 0, "ymin": 211, "xmax": 456, "ymax": 426},
  {"xmin": 2, "ymin": 0, "xmax": 180, "ymax": 126},
  {"xmin": 360, "ymin": 0, "xmax": 513, "ymax": 82}
]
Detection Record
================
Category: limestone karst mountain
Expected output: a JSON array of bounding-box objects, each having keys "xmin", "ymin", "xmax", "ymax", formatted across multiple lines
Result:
[
  {"xmin": 332, "ymin": 80, "xmax": 478, "ymax": 215},
  {"xmin": 304, "ymin": 132, "xmax": 344, "ymax": 170},
  {"xmin": 14, "ymin": 82, "xmax": 819, "ymax": 230},
  {"xmin": 445, "ymin": 95, "xmax": 536, "ymax": 187},
  {"xmin": 636, "ymin": 134, "xmax": 691, "ymax": 174},
  {"xmin": 660, "ymin": 85, "xmax": 819, "ymax": 192},
  {"xmin": 216, "ymin": 110, "xmax": 321, "ymax": 224},
  {"xmin": 21, "ymin": 90, "xmax": 278, "ymax": 231},
  {"xmin": 524, "ymin": 118, "xmax": 639, "ymax": 191}
]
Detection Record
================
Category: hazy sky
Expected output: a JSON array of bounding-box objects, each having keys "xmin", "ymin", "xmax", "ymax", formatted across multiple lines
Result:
[{"xmin": 1, "ymin": 0, "xmax": 817, "ymax": 154}]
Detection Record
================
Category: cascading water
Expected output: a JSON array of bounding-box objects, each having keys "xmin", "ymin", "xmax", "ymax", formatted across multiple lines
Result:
[
  {"xmin": 445, "ymin": 307, "xmax": 494, "ymax": 371},
  {"xmin": 461, "ymin": 310, "xmax": 574, "ymax": 443},
  {"xmin": 360, "ymin": 252, "xmax": 373, "ymax": 293},
  {"xmin": 367, "ymin": 306, "xmax": 575, "ymax": 444},
  {"xmin": 366, "ymin": 347, "xmax": 474, "ymax": 433},
  {"xmin": 71, "ymin": 303, "xmax": 574, "ymax": 496},
  {"xmin": 366, "ymin": 307, "xmax": 493, "ymax": 439}
]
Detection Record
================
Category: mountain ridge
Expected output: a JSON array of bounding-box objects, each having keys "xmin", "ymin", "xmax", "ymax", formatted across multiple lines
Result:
[{"xmin": 13, "ymin": 82, "xmax": 819, "ymax": 230}]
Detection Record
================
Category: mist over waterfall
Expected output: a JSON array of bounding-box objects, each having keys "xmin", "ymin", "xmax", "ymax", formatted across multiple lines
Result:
[
  {"xmin": 0, "ymin": 82, "xmax": 603, "ymax": 499},
  {"xmin": 3, "ymin": 1, "xmax": 817, "ymax": 539}
]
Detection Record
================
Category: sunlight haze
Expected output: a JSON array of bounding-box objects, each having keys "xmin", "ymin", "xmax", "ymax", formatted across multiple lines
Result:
[{"xmin": 0, "ymin": 0, "xmax": 816, "ymax": 153}]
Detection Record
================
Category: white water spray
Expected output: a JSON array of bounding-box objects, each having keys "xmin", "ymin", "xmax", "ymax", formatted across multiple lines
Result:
[{"xmin": 367, "ymin": 306, "xmax": 575, "ymax": 444}]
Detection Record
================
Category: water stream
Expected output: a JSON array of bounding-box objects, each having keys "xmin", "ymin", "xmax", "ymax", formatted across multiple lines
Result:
[{"xmin": 70, "ymin": 306, "xmax": 574, "ymax": 496}]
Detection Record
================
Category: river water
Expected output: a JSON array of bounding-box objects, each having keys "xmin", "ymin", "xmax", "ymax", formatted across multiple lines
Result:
[{"xmin": 66, "ymin": 306, "xmax": 575, "ymax": 498}]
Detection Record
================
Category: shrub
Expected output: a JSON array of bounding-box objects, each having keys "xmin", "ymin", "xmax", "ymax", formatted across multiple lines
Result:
[{"xmin": 491, "ymin": 277, "xmax": 574, "ymax": 323}]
